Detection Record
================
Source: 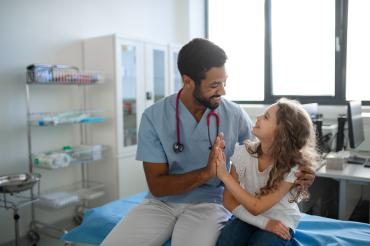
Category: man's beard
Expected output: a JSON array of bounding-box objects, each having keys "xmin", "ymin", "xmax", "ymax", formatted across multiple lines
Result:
[{"xmin": 193, "ymin": 86, "xmax": 220, "ymax": 110}]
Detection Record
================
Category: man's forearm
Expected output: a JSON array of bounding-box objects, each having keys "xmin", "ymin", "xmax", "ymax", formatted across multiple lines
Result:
[{"xmin": 148, "ymin": 167, "xmax": 213, "ymax": 197}]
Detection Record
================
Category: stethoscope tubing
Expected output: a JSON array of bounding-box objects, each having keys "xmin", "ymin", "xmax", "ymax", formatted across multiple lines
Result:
[
  {"xmin": 174, "ymin": 88, "xmax": 220, "ymax": 153},
  {"xmin": 176, "ymin": 89, "xmax": 182, "ymax": 148}
]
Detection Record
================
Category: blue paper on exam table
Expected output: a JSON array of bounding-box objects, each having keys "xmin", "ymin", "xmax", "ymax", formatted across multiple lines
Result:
[
  {"xmin": 61, "ymin": 192, "xmax": 148, "ymax": 245},
  {"xmin": 62, "ymin": 192, "xmax": 370, "ymax": 246}
]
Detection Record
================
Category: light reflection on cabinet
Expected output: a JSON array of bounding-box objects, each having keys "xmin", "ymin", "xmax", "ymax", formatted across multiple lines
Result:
[
  {"xmin": 145, "ymin": 43, "xmax": 168, "ymax": 109},
  {"xmin": 169, "ymin": 44, "xmax": 182, "ymax": 93},
  {"xmin": 153, "ymin": 49, "xmax": 166, "ymax": 102},
  {"xmin": 121, "ymin": 44, "xmax": 139, "ymax": 147}
]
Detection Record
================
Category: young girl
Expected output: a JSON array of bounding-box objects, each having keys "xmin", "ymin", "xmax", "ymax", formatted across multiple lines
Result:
[{"xmin": 215, "ymin": 98, "xmax": 319, "ymax": 246}]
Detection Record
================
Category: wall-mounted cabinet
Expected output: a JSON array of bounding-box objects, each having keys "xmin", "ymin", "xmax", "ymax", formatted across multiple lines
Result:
[{"xmin": 83, "ymin": 34, "xmax": 182, "ymax": 199}]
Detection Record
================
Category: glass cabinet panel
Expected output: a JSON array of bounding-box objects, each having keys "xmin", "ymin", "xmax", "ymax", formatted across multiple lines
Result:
[
  {"xmin": 121, "ymin": 45, "xmax": 137, "ymax": 147},
  {"xmin": 153, "ymin": 49, "xmax": 165, "ymax": 102},
  {"xmin": 168, "ymin": 45, "xmax": 182, "ymax": 94},
  {"xmin": 172, "ymin": 51, "xmax": 182, "ymax": 92}
]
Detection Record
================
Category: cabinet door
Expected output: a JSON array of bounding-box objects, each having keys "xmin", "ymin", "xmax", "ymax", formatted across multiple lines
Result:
[
  {"xmin": 118, "ymin": 157, "xmax": 148, "ymax": 198},
  {"xmin": 116, "ymin": 39, "xmax": 145, "ymax": 155},
  {"xmin": 168, "ymin": 44, "xmax": 182, "ymax": 94},
  {"xmin": 145, "ymin": 43, "xmax": 169, "ymax": 108}
]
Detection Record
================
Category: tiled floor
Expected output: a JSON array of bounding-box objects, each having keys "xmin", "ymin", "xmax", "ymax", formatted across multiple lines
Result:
[
  {"xmin": 1, "ymin": 235, "xmax": 91, "ymax": 246},
  {"xmin": 1, "ymin": 235, "xmax": 65, "ymax": 246},
  {"xmin": 0, "ymin": 219, "xmax": 89, "ymax": 246}
]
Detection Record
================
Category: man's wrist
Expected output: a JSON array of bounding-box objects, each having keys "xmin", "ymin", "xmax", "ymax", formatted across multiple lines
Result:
[
  {"xmin": 219, "ymin": 172, "xmax": 230, "ymax": 182},
  {"xmin": 200, "ymin": 166, "xmax": 212, "ymax": 181}
]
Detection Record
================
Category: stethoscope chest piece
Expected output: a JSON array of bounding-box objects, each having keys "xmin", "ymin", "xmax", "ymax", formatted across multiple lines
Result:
[{"xmin": 173, "ymin": 142, "xmax": 184, "ymax": 153}]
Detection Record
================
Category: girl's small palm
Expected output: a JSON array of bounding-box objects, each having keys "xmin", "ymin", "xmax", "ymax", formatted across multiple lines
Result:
[{"xmin": 216, "ymin": 147, "xmax": 228, "ymax": 179}]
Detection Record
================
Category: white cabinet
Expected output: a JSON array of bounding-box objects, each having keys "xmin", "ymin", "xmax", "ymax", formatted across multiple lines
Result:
[{"xmin": 84, "ymin": 34, "xmax": 181, "ymax": 199}]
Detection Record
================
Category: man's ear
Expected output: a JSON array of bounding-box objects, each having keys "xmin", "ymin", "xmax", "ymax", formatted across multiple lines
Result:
[{"xmin": 182, "ymin": 75, "xmax": 194, "ymax": 89}]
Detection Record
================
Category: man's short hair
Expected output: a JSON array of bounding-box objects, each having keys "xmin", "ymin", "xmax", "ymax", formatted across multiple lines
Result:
[{"xmin": 177, "ymin": 38, "xmax": 227, "ymax": 86}]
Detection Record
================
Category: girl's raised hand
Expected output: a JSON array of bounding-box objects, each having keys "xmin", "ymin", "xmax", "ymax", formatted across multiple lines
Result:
[{"xmin": 215, "ymin": 133, "xmax": 228, "ymax": 180}]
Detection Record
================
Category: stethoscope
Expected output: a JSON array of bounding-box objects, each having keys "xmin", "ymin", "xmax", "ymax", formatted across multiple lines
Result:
[{"xmin": 173, "ymin": 88, "xmax": 220, "ymax": 153}]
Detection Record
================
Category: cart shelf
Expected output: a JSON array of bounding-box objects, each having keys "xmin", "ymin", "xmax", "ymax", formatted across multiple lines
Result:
[{"xmin": 36, "ymin": 181, "xmax": 105, "ymax": 210}]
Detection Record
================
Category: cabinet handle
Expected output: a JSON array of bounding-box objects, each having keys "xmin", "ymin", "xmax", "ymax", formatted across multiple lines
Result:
[{"xmin": 146, "ymin": 92, "xmax": 152, "ymax": 100}]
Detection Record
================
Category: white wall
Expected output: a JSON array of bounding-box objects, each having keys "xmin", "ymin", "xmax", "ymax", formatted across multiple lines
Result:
[{"xmin": 0, "ymin": 0, "xmax": 205, "ymax": 243}]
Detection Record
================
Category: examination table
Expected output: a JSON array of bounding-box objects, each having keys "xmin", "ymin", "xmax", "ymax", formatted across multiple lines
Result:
[{"xmin": 62, "ymin": 192, "xmax": 370, "ymax": 245}]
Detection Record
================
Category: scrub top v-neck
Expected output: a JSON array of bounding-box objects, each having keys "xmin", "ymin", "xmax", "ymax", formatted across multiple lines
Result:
[{"xmin": 136, "ymin": 93, "xmax": 253, "ymax": 204}]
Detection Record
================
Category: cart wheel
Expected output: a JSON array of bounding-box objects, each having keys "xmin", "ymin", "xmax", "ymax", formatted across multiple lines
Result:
[
  {"xmin": 73, "ymin": 214, "xmax": 83, "ymax": 225},
  {"xmin": 27, "ymin": 230, "xmax": 40, "ymax": 243},
  {"xmin": 75, "ymin": 205, "xmax": 85, "ymax": 215},
  {"xmin": 64, "ymin": 242, "xmax": 76, "ymax": 246}
]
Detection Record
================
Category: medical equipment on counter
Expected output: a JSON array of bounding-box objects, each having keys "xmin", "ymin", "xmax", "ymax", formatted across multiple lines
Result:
[{"xmin": 173, "ymin": 88, "xmax": 220, "ymax": 153}]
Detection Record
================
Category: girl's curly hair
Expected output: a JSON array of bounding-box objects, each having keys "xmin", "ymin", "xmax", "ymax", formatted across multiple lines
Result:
[{"xmin": 246, "ymin": 98, "xmax": 320, "ymax": 202}]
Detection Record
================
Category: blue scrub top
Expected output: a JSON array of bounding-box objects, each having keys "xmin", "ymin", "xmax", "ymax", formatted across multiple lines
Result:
[{"xmin": 136, "ymin": 93, "xmax": 253, "ymax": 204}]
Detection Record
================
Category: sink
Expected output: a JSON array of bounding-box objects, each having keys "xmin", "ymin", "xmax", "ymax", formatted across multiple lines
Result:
[{"xmin": 0, "ymin": 173, "xmax": 41, "ymax": 193}]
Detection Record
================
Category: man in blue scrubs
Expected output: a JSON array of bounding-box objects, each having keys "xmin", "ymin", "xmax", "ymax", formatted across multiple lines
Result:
[{"xmin": 102, "ymin": 38, "xmax": 315, "ymax": 246}]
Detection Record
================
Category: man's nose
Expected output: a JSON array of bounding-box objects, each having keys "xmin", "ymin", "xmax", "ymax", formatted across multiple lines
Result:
[{"xmin": 217, "ymin": 84, "xmax": 226, "ymax": 95}]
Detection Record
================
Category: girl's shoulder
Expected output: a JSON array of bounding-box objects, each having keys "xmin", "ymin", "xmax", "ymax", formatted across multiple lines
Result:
[{"xmin": 231, "ymin": 143, "xmax": 257, "ymax": 168}]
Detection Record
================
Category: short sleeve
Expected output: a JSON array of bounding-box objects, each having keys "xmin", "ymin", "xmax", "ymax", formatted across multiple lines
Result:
[
  {"xmin": 135, "ymin": 112, "xmax": 168, "ymax": 163},
  {"xmin": 231, "ymin": 144, "xmax": 248, "ymax": 180},
  {"xmin": 284, "ymin": 165, "xmax": 299, "ymax": 184},
  {"xmin": 237, "ymin": 107, "xmax": 253, "ymax": 144}
]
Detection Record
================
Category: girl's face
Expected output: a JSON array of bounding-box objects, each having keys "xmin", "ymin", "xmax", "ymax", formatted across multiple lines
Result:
[{"xmin": 253, "ymin": 104, "xmax": 278, "ymax": 141}]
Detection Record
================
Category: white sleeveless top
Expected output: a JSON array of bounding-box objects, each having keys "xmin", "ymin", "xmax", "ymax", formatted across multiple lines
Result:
[{"xmin": 231, "ymin": 144, "xmax": 301, "ymax": 229}]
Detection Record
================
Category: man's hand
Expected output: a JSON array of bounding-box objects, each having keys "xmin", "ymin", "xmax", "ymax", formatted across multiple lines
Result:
[
  {"xmin": 206, "ymin": 134, "xmax": 225, "ymax": 178},
  {"xmin": 265, "ymin": 219, "xmax": 291, "ymax": 241},
  {"xmin": 295, "ymin": 165, "xmax": 315, "ymax": 190},
  {"xmin": 207, "ymin": 133, "xmax": 226, "ymax": 179},
  {"xmin": 206, "ymin": 148, "xmax": 218, "ymax": 178}
]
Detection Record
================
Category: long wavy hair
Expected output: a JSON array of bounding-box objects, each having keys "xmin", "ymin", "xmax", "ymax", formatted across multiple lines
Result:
[{"xmin": 246, "ymin": 98, "xmax": 320, "ymax": 202}]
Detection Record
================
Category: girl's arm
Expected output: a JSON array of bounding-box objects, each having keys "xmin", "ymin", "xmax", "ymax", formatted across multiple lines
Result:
[
  {"xmin": 216, "ymin": 147, "xmax": 294, "ymax": 216},
  {"xmin": 224, "ymin": 167, "xmax": 268, "ymax": 229},
  {"xmin": 233, "ymin": 205, "xmax": 291, "ymax": 240},
  {"xmin": 223, "ymin": 163, "xmax": 292, "ymax": 240}
]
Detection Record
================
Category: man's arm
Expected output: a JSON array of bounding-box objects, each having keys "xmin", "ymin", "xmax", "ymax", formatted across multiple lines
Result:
[
  {"xmin": 144, "ymin": 162, "xmax": 212, "ymax": 197},
  {"xmin": 143, "ymin": 137, "xmax": 224, "ymax": 197}
]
